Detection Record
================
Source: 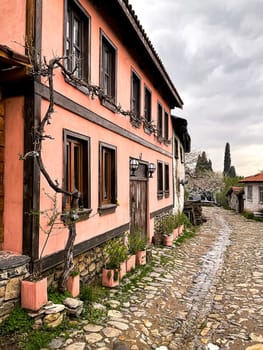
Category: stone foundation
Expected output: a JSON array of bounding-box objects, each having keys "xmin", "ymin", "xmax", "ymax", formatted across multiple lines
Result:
[{"xmin": 0, "ymin": 251, "xmax": 30, "ymax": 322}]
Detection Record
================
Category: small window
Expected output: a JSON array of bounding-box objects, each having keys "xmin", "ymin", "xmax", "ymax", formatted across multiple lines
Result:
[
  {"xmin": 174, "ymin": 137, "xmax": 179, "ymax": 159},
  {"xmin": 99, "ymin": 143, "xmax": 117, "ymax": 208},
  {"xmin": 180, "ymin": 146, "xmax": 184, "ymax": 163},
  {"xmin": 164, "ymin": 111, "xmax": 169, "ymax": 140},
  {"xmin": 157, "ymin": 103, "xmax": 163, "ymax": 138},
  {"xmin": 157, "ymin": 161, "xmax": 163, "ymax": 199},
  {"xmin": 65, "ymin": 0, "xmax": 89, "ymax": 80},
  {"xmin": 259, "ymin": 186, "xmax": 263, "ymax": 203},
  {"xmin": 101, "ymin": 34, "xmax": 116, "ymax": 101},
  {"xmin": 131, "ymin": 71, "xmax": 141, "ymax": 117},
  {"xmin": 247, "ymin": 185, "xmax": 252, "ymax": 201},
  {"xmin": 164, "ymin": 163, "xmax": 170, "ymax": 197},
  {"xmin": 144, "ymin": 86, "xmax": 152, "ymax": 122},
  {"xmin": 63, "ymin": 130, "xmax": 90, "ymax": 212}
]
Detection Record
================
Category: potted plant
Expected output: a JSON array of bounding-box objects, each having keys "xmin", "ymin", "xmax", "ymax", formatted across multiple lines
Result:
[
  {"xmin": 126, "ymin": 233, "xmax": 136, "ymax": 272},
  {"xmin": 128, "ymin": 231, "xmax": 148, "ymax": 267},
  {"xmin": 66, "ymin": 268, "xmax": 80, "ymax": 298},
  {"xmin": 177, "ymin": 211, "xmax": 190, "ymax": 235},
  {"xmin": 102, "ymin": 238, "xmax": 128, "ymax": 287},
  {"xmin": 173, "ymin": 214, "xmax": 180, "ymax": 240},
  {"xmin": 161, "ymin": 214, "xmax": 174, "ymax": 247}
]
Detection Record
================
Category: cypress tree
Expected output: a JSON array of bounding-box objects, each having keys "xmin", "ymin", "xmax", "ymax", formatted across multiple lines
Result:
[{"xmin": 223, "ymin": 142, "xmax": 231, "ymax": 176}]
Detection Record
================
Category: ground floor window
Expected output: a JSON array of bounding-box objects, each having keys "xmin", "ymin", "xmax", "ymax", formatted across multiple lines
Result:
[
  {"xmin": 63, "ymin": 130, "xmax": 90, "ymax": 211},
  {"xmin": 99, "ymin": 143, "xmax": 117, "ymax": 207},
  {"xmin": 259, "ymin": 186, "xmax": 263, "ymax": 203}
]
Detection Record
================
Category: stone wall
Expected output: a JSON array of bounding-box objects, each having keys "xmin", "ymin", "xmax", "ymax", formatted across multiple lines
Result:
[
  {"xmin": 48, "ymin": 244, "xmax": 105, "ymax": 288},
  {"xmin": 0, "ymin": 251, "xmax": 30, "ymax": 322}
]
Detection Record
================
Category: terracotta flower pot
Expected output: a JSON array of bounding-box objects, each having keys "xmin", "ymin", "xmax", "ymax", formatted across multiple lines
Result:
[
  {"xmin": 136, "ymin": 250, "xmax": 146, "ymax": 265},
  {"xmin": 173, "ymin": 227, "xmax": 179, "ymax": 240},
  {"xmin": 102, "ymin": 268, "xmax": 119, "ymax": 287},
  {"xmin": 163, "ymin": 234, "xmax": 173, "ymax": 247},
  {"xmin": 21, "ymin": 277, "xmax": 48, "ymax": 311},
  {"xmin": 119, "ymin": 261, "xmax": 127, "ymax": 280},
  {"xmin": 126, "ymin": 254, "xmax": 136, "ymax": 272},
  {"xmin": 66, "ymin": 274, "xmax": 80, "ymax": 298},
  {"xmin": 178, "ymin": 224, "xmax": 184, "ymax": 235}
]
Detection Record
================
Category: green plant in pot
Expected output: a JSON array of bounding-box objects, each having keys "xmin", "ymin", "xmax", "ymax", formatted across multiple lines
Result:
[
  {"xmin": 161, "ymin": 214, "xmax": 175, "ymax": 246},
  {"xmin": 128, "ymin": 231, "xmax": 148, "ymax": 266},
  {"xmin": 102, "ymin": 238, "xmax": 128, "ymax": 287}
]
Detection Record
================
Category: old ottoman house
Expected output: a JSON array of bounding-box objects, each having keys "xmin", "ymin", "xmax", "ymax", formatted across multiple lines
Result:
[
  {"xmin": 239, "ymin": 172, "xmax": 263, "ymax": 215},
  {"xmin": 0, "ymin": 0, "xmax": 187, "ymax": 313}
]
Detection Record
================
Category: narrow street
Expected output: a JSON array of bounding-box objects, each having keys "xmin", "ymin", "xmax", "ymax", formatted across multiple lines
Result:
[{"xmin": 51, "ymin": 206, "xmax": 263, "ymax": 350}]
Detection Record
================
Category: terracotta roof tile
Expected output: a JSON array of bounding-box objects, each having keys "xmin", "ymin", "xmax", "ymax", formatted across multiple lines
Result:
[{"xmin": 239, "ymin": 172, "xmax": 263, "ymax": 183}]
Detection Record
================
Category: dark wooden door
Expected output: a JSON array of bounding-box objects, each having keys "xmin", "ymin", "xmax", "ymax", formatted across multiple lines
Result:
[{"xmin": 130, "ymin": 162, "xmax": 148, "ymax": 238}]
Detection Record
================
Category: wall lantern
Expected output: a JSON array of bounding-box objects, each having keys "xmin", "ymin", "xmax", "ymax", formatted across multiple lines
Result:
[
  {"xmin": 130, "ymin": 158, "xmax": 139, "ymax": 176},
  {"xmin": 148, "ymin": 163, "xmax": 156, "ymax": 178}
]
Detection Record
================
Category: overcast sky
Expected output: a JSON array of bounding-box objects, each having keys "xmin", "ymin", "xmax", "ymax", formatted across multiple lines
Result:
[{"xmin": 129, "ymin": 0, "xmax": 263, "ymax": 176}]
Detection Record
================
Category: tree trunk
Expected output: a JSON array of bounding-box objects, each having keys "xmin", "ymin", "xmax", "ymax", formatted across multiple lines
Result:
[{"xmin": 58, "ymin": 222, "xmax": 76, "ymax": 293}]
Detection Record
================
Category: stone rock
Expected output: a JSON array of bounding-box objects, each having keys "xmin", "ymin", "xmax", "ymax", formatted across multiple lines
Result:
[
  {"xmin": 107, "ymin": 321, "xmax": 129, "ymax": 330},
  {"xmin": 5, "ymin": 277, "xmax": 21, "ymax": 300},
  {"xmin": 250, "ymin": 333, "xmax": 263, "ymax": 343},
  {"xmin": 85, "ymin": 333, "xmax": 103, "ymax": 344},
  {"xmin": 65, "ymin": 343, "xmax": 86, "ymax": 350},
  {"xmin": 48, "ymin": 337, "xmax": 64, "ymax": 349},
  {"xmin": 108, "ymin": 309, "xmax": 123, "ymax": 318},
  {"xmin": 64, "ymin": 298, "xmax": 83, "ymax": 309},
  {"xmin": 45, "ymin": 304, "xmax": 65, "ymax": 314},
  {"xmin": 102, "ymin": 327, "xmax": 122, "ymax": 337},
  {"xmin": 92, "ymin": 302, "xmax": 107, "ymax": 310},
  {"xmin": 43, "ymin": 312, "xmax": 64, "ymax": 328},
  {"xmin": 245, "ymin": 345, "xmax": 263, "ymax": 350},
  {"xmin": 113, "ymin": 340, "xmax": 129, "ymax": 350},
  {"xmin": 83, "ymin": 324, "xmax": 103, "ymax": 332}
]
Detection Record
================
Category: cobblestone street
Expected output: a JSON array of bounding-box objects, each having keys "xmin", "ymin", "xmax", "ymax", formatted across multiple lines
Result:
[{"xmin": 50, "ymin": 206, "xmax": 263, "ymax": 350}]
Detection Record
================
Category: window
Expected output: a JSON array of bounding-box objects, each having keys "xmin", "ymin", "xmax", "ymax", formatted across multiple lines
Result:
[
  {"xmin": 164, "ymin": 163, "xmax": 170, "ymax": 197},
  {"xmin": 64, "ymin": 130, "xmax": 90, "ymax": 212},
  {"xmin": 157, "ymin": 161, "xmax": 163, "ymax": 199},
  {"xmin": 180, "ymin": 146, "xmax": 184, "ymax": 163},
  {"xmin": 65, "ymin": 0, "xmax": 89, "ymax": 80},
  {"xmin": 99, "ymin": 143, "xmax": 117, "ymax": 208},
  {"xmin": 174, "ymin": 137, "xmax": 179, "ymax": 159},
  {"xmin": 144, "ymin": 86, "xmax": 152, "ymax": 122},
  {"xmin": 131, "ymin": 71, "xmax": 141, "ymax": 117},
  {"xmin": 259, "ymin": 186, "xmax": 263, "ymax": 203},
  {"xmin": 157, "ymin": 103, "xmax": 163, "ymax": 138},
  {"xmin": 101, "ymin": 34, "xmax": 116, "ymax": 101},
  {"xmin": 247, "ymin": 185, "xmax": 252, "ymax": 201},
  {"xmin": 164, "ymin": 111, "xmax": 169, "ymax": 140}
]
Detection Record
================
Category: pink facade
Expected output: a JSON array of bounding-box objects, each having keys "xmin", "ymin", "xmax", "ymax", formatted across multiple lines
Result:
[{"xmin": 0, "ymin": 0, "xmax": 189, "ymax": 276}]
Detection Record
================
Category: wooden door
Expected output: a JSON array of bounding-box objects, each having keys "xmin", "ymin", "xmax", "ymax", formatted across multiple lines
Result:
[{"xmin": 130, "ymin": 162, "xmax": 148, "ymax": 238}]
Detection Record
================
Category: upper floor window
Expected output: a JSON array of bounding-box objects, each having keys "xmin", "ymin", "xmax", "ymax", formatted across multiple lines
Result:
[
  {"xmin": 131, "ymin": 71, "xmax": 141, "ymax": 117},
  {"xmin": 164, "ymin": 163, "xmax": 170, "ymax": 197},
  {"xmin": 157, "ymin": 161, "xmax": 163, "ymax": 199},
  {"xmin": 164, "ymin": 111, "xmax": 169, "ymax": 140},
  {"xmin": 157, "ymin": 103, "xmax": 163, "ymax": 139},
  {"xmin": 101, "ymin": 34, "xmax": 116, "ymax": 101},
  {"xmin": 99, "ymin": 143, "xmax": 117, "ymax": 210},
  {"xmin": 63, "ymin": 130, "xmax": 91, "ymax": 212},
  {"xmin": 259, "ymin": 186, "xmax": 263, "ymax": 203},
  {"xmin": 144, "ymin": 86, "xmax": 152, "ymax": 122},
  {"xmin": 247, "ymin": 185, "xmax": 252, "ymax": 201},
  {"xmin": 65, "ymin": 0, "xmax": 89, "ymax": 81}
]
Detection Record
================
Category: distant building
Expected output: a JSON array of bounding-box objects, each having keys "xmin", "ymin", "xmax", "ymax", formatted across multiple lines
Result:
[
  {"xmin": 226, "ymin": 186, "xmax": 244, "ymax": 213},
  {"xmin": 239, "ymin": 172, "xmax": 263, "ymax": 214}
]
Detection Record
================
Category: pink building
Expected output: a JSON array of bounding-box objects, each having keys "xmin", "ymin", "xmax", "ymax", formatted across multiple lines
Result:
[{"xmin": 0, "ymin": 1, "xmax": 189, "ymax": 280}]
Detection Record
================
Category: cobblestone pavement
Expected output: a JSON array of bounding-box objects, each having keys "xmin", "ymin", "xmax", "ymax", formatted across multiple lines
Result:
[{"xmin": 49, "ymin": 206, "xmax": 263, "ymax": 350}]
